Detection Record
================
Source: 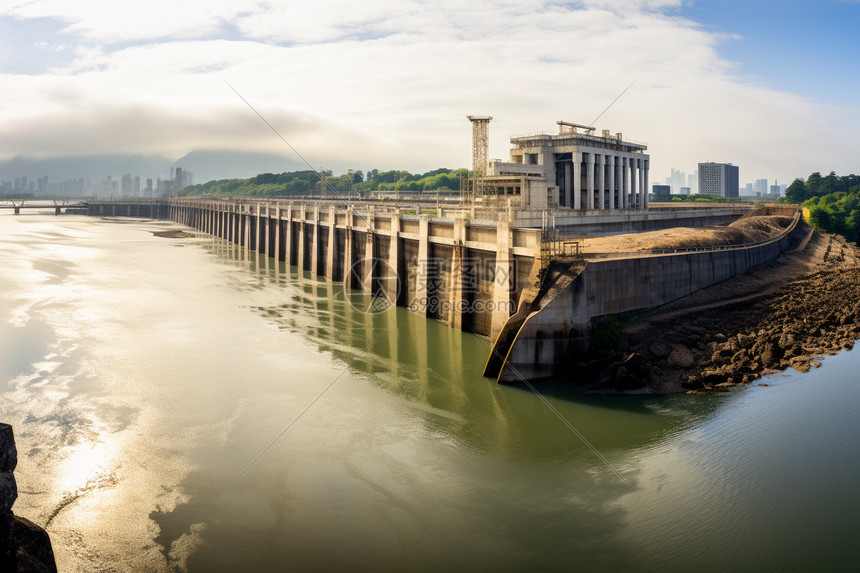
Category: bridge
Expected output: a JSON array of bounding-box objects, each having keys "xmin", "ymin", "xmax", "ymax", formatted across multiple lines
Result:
[
  {"xmin": 79, "ymin": 197, "xmax": 805, "ymax": 383},
  {"xmin": 0, "ymin": 197, "xmax": 87, "ymax": 214}
]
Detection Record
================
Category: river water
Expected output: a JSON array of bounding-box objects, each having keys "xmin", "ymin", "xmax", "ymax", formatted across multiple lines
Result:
[{"xmin": 0, "ymin": 212, "xmax": 857, "ymax": 572}]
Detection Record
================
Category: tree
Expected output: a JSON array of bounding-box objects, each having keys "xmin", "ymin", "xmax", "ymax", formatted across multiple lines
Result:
[{"xmin": 785, "ymin": 178, "xmax": 807, "ymax": 203}]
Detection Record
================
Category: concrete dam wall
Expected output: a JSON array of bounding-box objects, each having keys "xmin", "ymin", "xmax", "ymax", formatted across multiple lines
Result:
[
  {"xmin": 492, "ymin": 208, "xmax": 806, "ymax": 382},
  {"xmin": 84, "ymin": 197, "xmax": 798, "ymax": 383},
  {"xmin": 159, "ymin": 199, "xmax": 542, "ymax": 340}
]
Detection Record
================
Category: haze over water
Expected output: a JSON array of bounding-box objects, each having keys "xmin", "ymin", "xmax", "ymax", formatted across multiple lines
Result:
[{"xmin": 0, "ymin": 212, "xmax": 857, "ymax": 571}]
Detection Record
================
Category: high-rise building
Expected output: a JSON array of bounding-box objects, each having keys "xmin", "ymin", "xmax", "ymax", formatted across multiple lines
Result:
[
  {"xmin": 698, "ymin": 162, "xmax": 739, "ymax": 198},
  {"xmin": 753, "ymin": 178, "xmax": 768, "ymax": 196}
]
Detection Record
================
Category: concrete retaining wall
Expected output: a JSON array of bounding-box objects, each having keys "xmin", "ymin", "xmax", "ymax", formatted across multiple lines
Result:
[{"xmin": 498, "ymin": 211, "xmax": 805, "ymax": 382}]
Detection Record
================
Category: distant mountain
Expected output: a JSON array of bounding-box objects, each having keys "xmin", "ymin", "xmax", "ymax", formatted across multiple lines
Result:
[
  {"xmin": 0, "ymin": 150, "xmax": 307, "ymax": 186},
  {"xmin": 171, "ymin": 150, "xmax": 305, "ymax": 183}
]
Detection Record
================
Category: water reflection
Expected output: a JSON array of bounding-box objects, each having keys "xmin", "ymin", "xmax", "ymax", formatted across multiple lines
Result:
[
  {"xmin": 154, "ymin": 236, "xmax": 739, "ymax": 571},
  {"xmin": 201, "ymin": 241, "xmax": 727, "ymax": 461},
  {"xmin": 1, "ymin": 216, "xmax": 779, "ymax": 573}
]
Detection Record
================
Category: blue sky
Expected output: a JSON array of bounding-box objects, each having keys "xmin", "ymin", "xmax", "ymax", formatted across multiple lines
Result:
[
  {"xmin": 0, "ymin": 0, "xmax": 857, "ymax": 185},
  {"xmin": 681, "ymin": 0, "xmax": 860, "ymax": 102}
]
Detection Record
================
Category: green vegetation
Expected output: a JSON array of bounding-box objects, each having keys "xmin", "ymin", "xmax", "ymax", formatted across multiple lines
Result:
[
  {"xmin": 589, "ymin": 314, "xmax": 636, "ymax": 350},
  {"xmin": 668, "ymin": 194, "xmax": 754, "ymax": 204},
  {"xmin": 179, "ymin": 167, "xmax": 468, "ymax": 198},
  {"xmin": 786, "ymin": 172, "xmax": 860, "ymax": 244}
]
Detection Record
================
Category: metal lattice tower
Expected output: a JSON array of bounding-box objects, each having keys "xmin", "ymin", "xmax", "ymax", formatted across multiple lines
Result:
[{"xmin": 467, "ymin": 115, "xmax": 492, "ymax": 175}]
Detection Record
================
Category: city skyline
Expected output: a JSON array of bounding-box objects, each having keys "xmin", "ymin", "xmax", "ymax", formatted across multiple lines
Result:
[{"xmin": 1, "ymin": 1, "xmax": 858, "ymax": 186}]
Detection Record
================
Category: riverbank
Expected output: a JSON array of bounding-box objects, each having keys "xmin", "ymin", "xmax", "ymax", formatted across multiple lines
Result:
[{"xmin": 589, "ymin": 231, "xmax": 860, "ymax": 393}]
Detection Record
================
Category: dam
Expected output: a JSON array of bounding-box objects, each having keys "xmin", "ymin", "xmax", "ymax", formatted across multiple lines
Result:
[
  {"xmin": 82, "ymin": 195, "xmax": 804, "ymax": 385},
  {"xmin": 79, "ymin": 120, "xmax": 806, "ymax": 384}
]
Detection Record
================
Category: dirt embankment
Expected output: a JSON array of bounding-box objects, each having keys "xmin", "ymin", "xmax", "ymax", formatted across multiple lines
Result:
[
  {"xmin": 582, "ymin": 215, "xmax": 793, "ymax": 254},
  {"xmin": 589, "ymin": 231, "xmax": 860, "ymax": 394}
]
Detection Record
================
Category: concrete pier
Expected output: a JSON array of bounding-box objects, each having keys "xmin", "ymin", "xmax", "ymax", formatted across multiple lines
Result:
[{"xmin": 164, "ymin": 198, "xmax": 541, "ymax": 340}]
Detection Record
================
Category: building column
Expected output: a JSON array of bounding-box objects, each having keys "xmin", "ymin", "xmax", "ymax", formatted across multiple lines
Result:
[
  {"xmin": 597, "ymin": 154, "xmax": 605, "ymax": 210},
  {"xmin": 628, "ymin": 159, "xmax": 635, "ymax": 209},
  {"xmin": 641, "ymin": 159, "xmax": 649, "ymax": 210},
  {"xmin": 622, "ymin": 157, "xmax": 629, "ymax": 209},
  {"xmin": 632, "ymin": 158, "xmax": 640, "ymax": 209},
  {"xmin": 586, "ymin": 153, "xmax": 595, "ymax": 210},
  {"xmin": 540, "ymin": 143, "xmax": 556, "ymax": 190},
  {"xmin": 563, "ymin": 162, "xmax": 572, "ymax": 208},
  {"xmin": 608, "ymin": 155, "xmax": 616, "ymax": 210},
  {"xmin": 572, "ymin": 152, "xmax": 582, "ymax": 210}
]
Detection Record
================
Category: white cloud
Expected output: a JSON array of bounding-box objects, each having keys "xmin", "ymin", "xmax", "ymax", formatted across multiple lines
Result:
[{"xmin": 0, "ymin": 0, "xmax": 857, "ymax": 182}]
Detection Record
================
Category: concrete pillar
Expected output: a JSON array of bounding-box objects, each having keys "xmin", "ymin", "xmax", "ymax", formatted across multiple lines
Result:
[
  {"xmin": 540, "ymin": 143, "xmax": 556, "ymax": 190},
  {"xmin": 311, "ymin": 205, "xmax": 320, "ymax": 275},
  {"xmin": 597, "ymin": 154, "xmax": 605, "ymax": 210},
  {"xmin": 608, "ymin": 155, "xmax": 616, "ymax": 210},
  {"xmin": 244, "ymin": 210, "xmax": 251, "ymax": 250},
  {"xmin": 572, "ymin": 152, "xmax": 582, "ymax": 210},
  {"xmin": 622, "ymin": 157, "xmax": 629, "ymax": 209},
  {"xmin": 490, "ymin": 220, "xmax": 513, "ymax": 342},
  {"xmin": 563, "ymin": 162, "xmax": 572, "ymax": 208},
  {"xmin": 413, "ymin": 215, "xmax": 430, "ymax": 316},
  {"xmin": 631, "ymin": 158, "xmax": 639, "ymax": 209},
  {"xmin": 450, "ymin": 217, "xmax": 467, "ymax": 330},
  {"xmin": 255, "ymin": 205, "xmax": 262, "ymax": 252},
  {"xmin": 586, "ymin": 153, "xmax": 595, "ymax": 210},
  {"xmin": 326, "ymin": 206, "xmax": 336, "ymax": 280},
  {"xmin": 274, "ymin": 206, "xmax": 281, "ymax": 261},
  {"xmin": 643, "ymin": 160, "xmax": 650, "ymax": 209},
  {"xmin": 387, "ymin": 215, "xmax": 401, "ymax": 305},
  {"xmin": 362, "ymin": 214, "xmax": 375, "ymax": 294},
  {"xmin": 264, "ymin": 205, "xmax": 270, "ymax": 255},
  {"xmin": 298, "ymin": 207, "xmax": 306, "ymax": 271},
  {"xmin": 343, "ymin": 208, "xmax": 354, "ymax": 288},
  {"xmin": 285, "ymin": 206, "xmax": 293, "ymax": 266}
]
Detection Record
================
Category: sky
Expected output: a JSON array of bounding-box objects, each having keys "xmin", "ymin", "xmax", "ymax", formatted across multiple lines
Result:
[{"xmin": 1, "ymin": 0, "xmax": 858, "ymax": 185}]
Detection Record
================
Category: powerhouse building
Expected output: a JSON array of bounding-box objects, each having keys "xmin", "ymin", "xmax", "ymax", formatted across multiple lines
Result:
[{"xmin": 473, "ymin": 120, "xmax": 650, "ymax": 212}]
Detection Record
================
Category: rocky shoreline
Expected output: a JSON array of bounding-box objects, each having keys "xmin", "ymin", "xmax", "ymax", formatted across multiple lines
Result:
[{"xmin": 588, "ymin": 232, "xmax": 860, "ymax": 394}]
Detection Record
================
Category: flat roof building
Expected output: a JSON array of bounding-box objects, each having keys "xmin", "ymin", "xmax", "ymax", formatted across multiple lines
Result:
[
  {"xmin": 698, "ymin": 162, "xmax": 739, "ymax": 198},
  {"xmin": 471, "ymin": 119, "xmax": 650, "ymax": 212}
]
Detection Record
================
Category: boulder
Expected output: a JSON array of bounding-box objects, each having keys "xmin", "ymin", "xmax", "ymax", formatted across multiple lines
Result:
[
  {"xmin": 0, "ymin": 426, "xmax": 15, "ymax": 473},
  {"xmin": 611, "ymin": 353, "xmax": 650, "ymax": 389},
  {"xmin": 667, "ymin": 345, "xmax": 696, "ymax": 368},
  {"xmin": 14, "ymin": 516, "xmax": 57, "ymax": 573},
  {"xmin": 649, "ymin": 341, "xmax": 671, "ymax": 359},
  {"xmin": 0, "ymin": 473, "xmax": 15, "ymax": 513}
]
